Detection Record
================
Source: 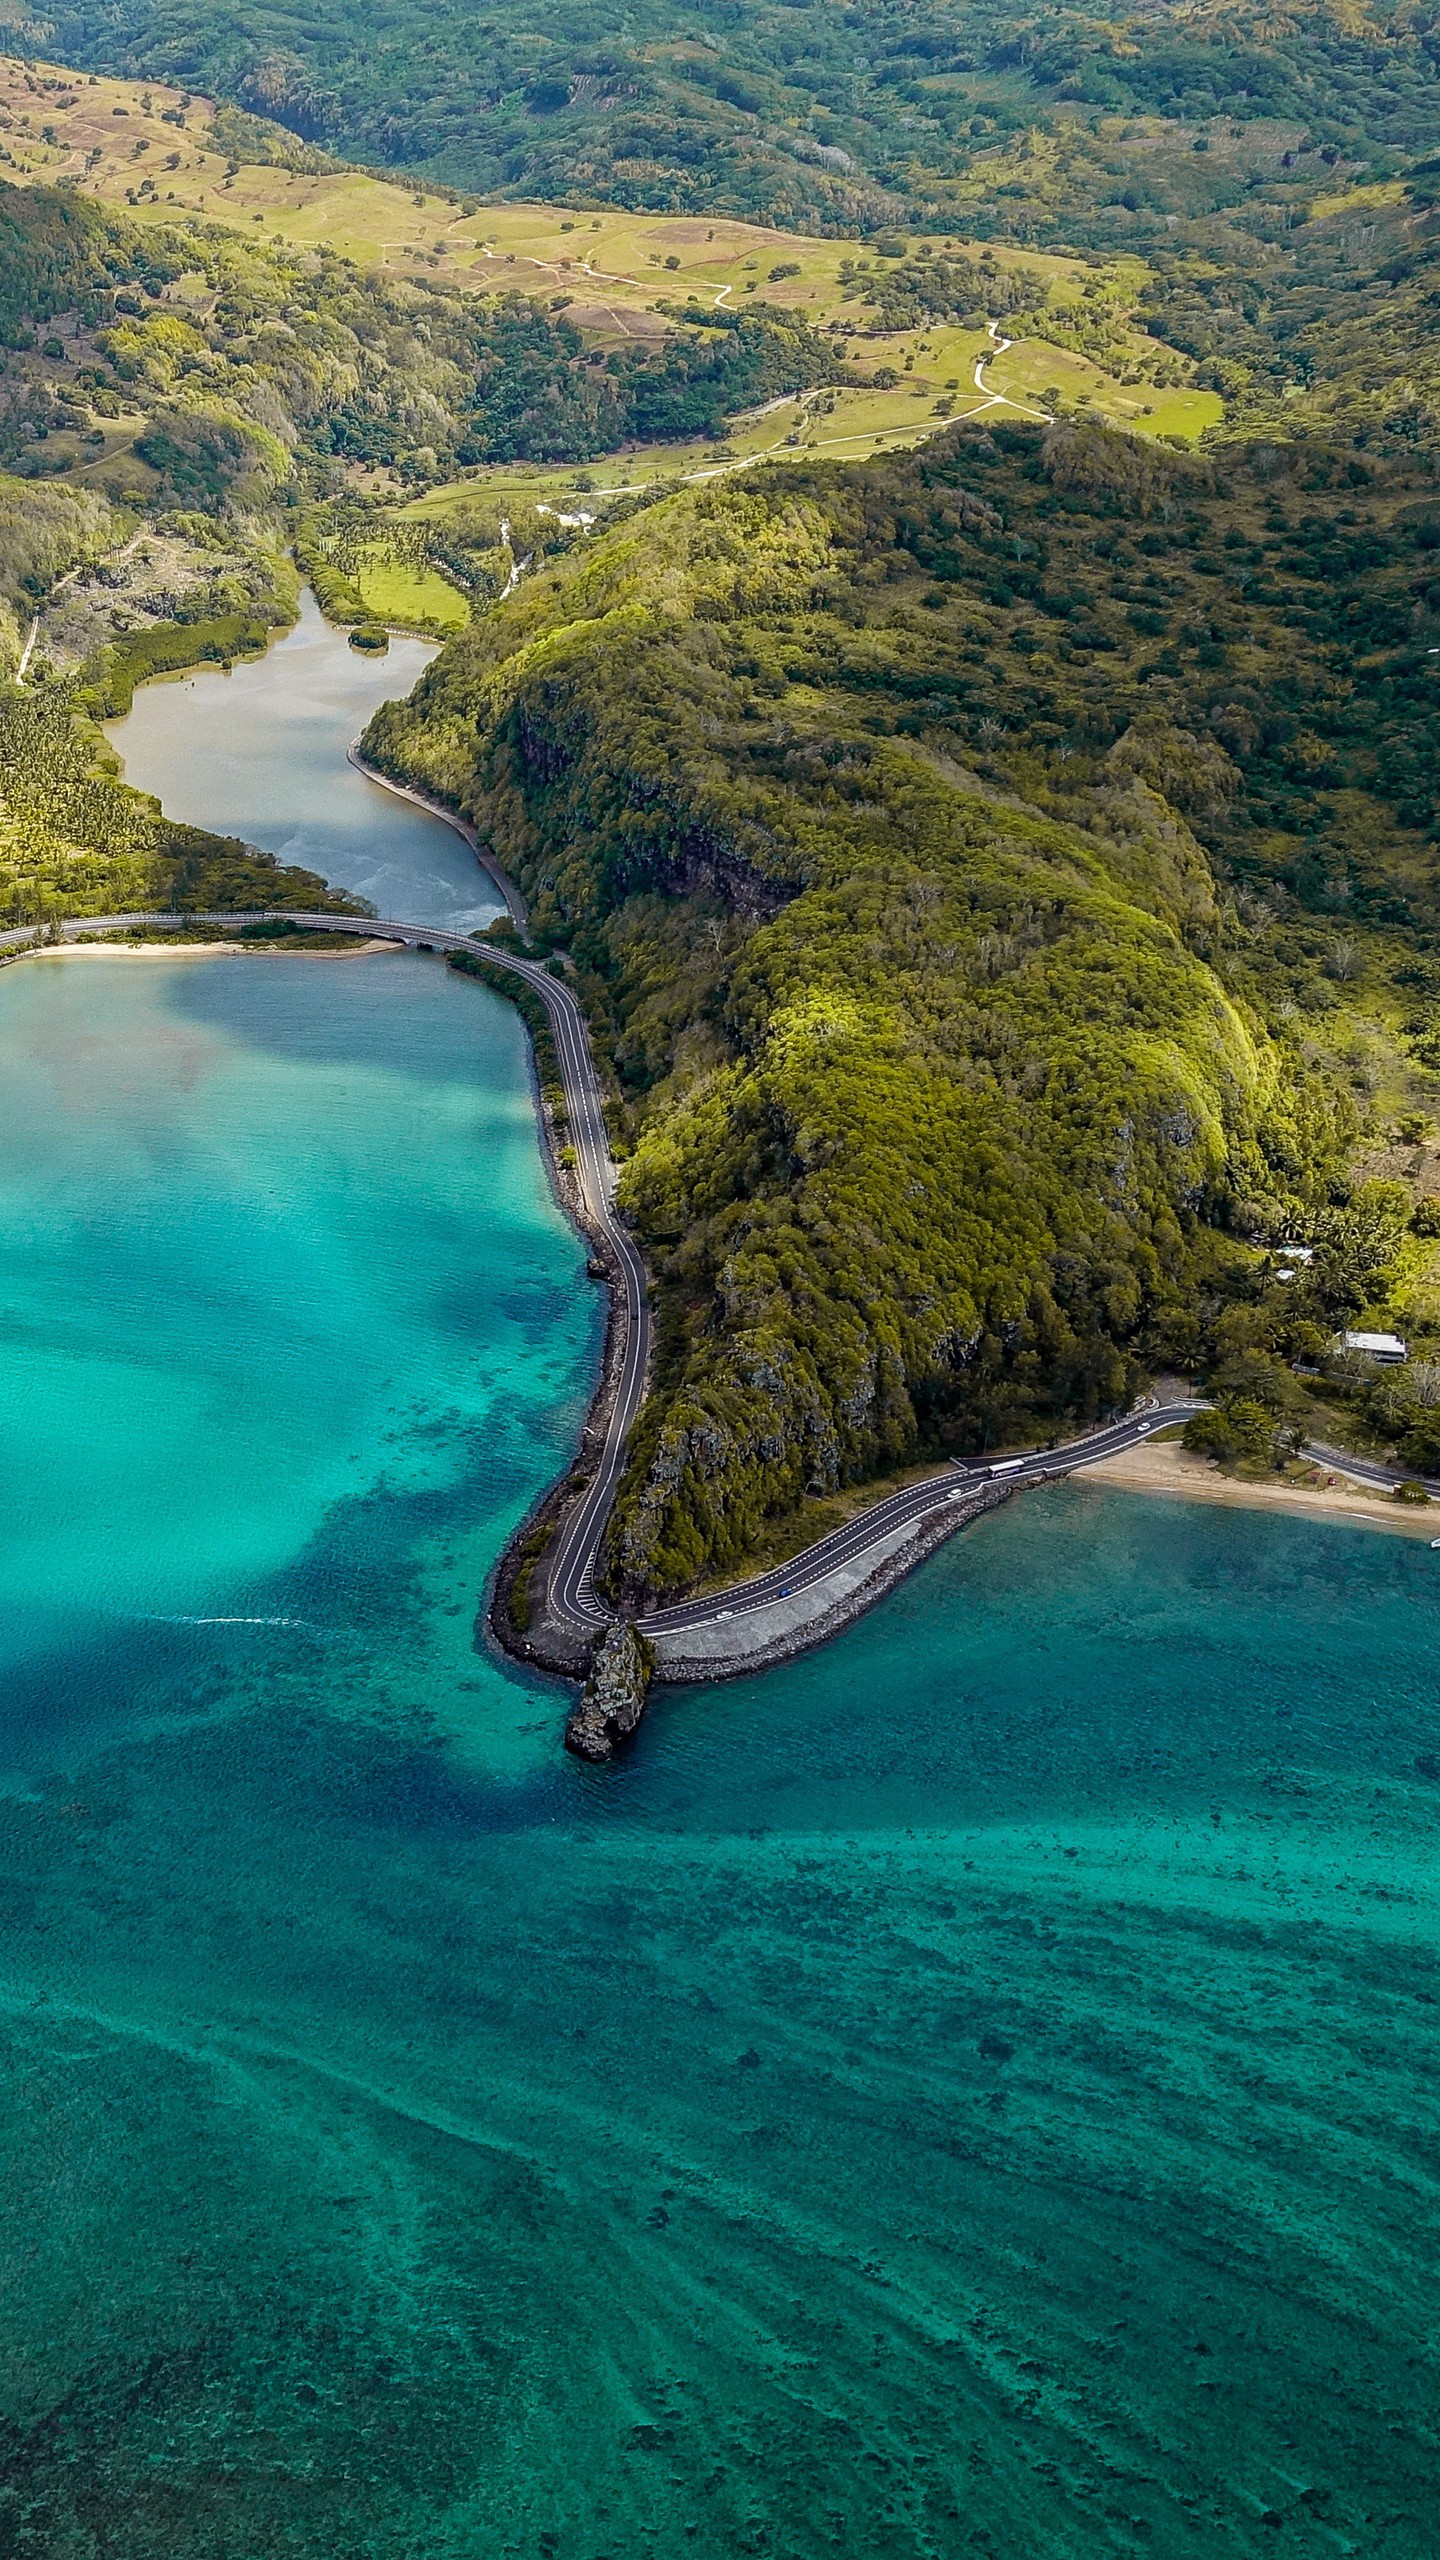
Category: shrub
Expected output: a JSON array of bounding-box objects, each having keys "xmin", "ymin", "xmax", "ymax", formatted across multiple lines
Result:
[
  {"xmin": 1399, "ymin": 1418, "xmax": 1440, "ymax": 1473},
  {"xmin": 1184, "ymin": 1409, "xmax": 1237, "ymax": 1462},
  {"xmin": 1183, "ymin": 1401, "xmax": 1277, "ymax": 1466}
]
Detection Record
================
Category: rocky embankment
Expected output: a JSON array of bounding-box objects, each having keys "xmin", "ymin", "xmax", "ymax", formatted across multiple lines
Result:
[
  {"xmin": 558, "ymin": 1480, "xmax": 1018, "ymax": 1761},
  {"xmin": 648, "ymin": 1480, "xmax": 1016, "ymax": 1684}
]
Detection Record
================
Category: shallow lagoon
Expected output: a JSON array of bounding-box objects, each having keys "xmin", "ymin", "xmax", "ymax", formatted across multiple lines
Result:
[
  {"xmin": 3, "ymin": 620, "xmax": 1438, "ymax": 2557},
  {"xmin": 4, "ymin": 963, "xmax": 1438, "ymax": 2558}
]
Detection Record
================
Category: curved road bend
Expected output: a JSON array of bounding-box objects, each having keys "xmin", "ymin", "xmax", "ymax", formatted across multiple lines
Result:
[
  {"xmin": 1299, "ymin": 1438, "xmax": 1440, "ymax": 1499},
  {"xmin": 639, "ymin": 1404, "xmax": 1204, "ymax": 1637},
  {"xmin": 642, "ymin": 1409, "xmax": 1440, "ymax": 1639},
  {"xmin": 8, "ymin": 913, "xmax": 1435, "ymax": 1653}
]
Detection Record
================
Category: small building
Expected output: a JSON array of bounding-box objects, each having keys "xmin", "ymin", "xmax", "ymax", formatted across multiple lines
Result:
[
  {"xmin": 1277, "ymin": 1243, "xmax": 1315, "ymax": 1265},
  {"xmin": 1340, "ymin": 1330, "xmax": 1408, "ymax": 1365}
]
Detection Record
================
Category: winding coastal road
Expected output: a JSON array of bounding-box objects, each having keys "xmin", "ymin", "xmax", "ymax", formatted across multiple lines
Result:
[
  {"xmin": 639, "ymin": 1404, "xmax": 1203, "ymax": 1638},
  {"xmin": 0, "ymin": 903, "xmax": 649, "ymax": 1642},
  {"xmin": 6, "ymin": 908, "xmax": 1433, "ymax": 1670}
]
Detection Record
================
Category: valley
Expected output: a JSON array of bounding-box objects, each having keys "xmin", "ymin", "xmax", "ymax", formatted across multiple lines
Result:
[
  {"xmin": 0, "ymin": 50, "xmax": 1221, "ymax": 498},
  {"xmin": 2, "ymin": 14, "xmax": 1439, "ymax": 1590},
  {"xmin": 3, "ymin": 4, "xmax": 1440, "ymax": 2553}
]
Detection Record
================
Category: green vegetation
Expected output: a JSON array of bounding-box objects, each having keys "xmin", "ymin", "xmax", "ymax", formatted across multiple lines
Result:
[
  {"xmin": 352, "ymin": 562, "xmax": 462, "ymax": 633},
  {"xmin": 1182, "ymin": 1346, "xmax": 1313, "ymax": 1468},
  {"xmin": 366, "ymin": 412, "xmax": 1440, "ymax": 1597},
  {"xmin": 303, "ymin": 515, "xmax": 467, "ymax": 634},
  {"xmin": 0, "ymin": 62, "xmax": 1242, "ymax": 462},
  {"xmin": 0, "ymin": 175, "xmax": 122, "ymax": 341},
  {"xmin": 86, "ymin": 607, "xmax": 278, "ymax": 712},
  {"xmin": 293, "ymin": 533, "xmax": 365, "ymax": 627},
  {"xmin": 1323, "ymin": 1342, "xmax": 1440, "ymax": 1479},
  {"xmin": 460, "ymin": 296, "xmax": 846, "ymax": 463},
  {"xmin": 0, "ymin": 183, "xmax": 496, "ymax": 499},
  {"xmin": 502, "ymin": 1510, "xmax": 555, "ymax": 1635},
  {"xmin": 24, "ymin": 57, "xmax": 1440, "ymax": 495},
  {"xmin": 5, "ymin": 7, "xmax": 1440, "ymax": 1596},
  {"xmin": 1178, "ymin": 1257, "xmax": 1440, "ymax": 1484},
  {"xmin": 0, "ymin": 679, "xmax": 359, "ymax": 922},
  {"xmin": 0, "ymin": 171, "xmax": 859, "ymax": 922},
  {"xmin": 26, "ymin": 0, "xmax": 1439, "ymax": 225},
  {"xmin": 0, "ymin": 174, "xmax": 854, "ymax": 503},
  {"xmin": 0, "ymin": 472, "xmax": 115, "ymax": 663}
]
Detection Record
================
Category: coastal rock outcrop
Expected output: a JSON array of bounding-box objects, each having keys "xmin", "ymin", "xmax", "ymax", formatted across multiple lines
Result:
[{"xmin": 564, "ymin": 1622, "xmax": 653, "ymax": 1762}]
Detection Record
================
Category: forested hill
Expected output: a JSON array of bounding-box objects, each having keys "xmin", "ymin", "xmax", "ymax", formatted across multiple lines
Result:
[
  {"xmin": 7, "ymin": 20, "xmax": 1440, "ymax": 1585},
  {"xmin": 24, "ymin": 0, "xmax": 1440, "ymax": 218},
  {"xmin": 0, "ymin": 177, "xmax": 845, "ymax": 497},
  {"xmin": 364, "ymin": 421, "xmax": 1440, "ymax": 1598}
]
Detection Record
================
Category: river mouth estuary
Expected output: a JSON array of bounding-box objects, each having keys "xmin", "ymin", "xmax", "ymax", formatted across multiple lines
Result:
[{"xmin": 0, "ymin": 615, "xmax": 1435, "ymax": 2556}]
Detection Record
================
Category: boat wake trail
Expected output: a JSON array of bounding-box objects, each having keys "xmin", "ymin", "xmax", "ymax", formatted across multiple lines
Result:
[{"xmin": 133, "ymin": 1613, "xmax": 325, "ymax": 1632}]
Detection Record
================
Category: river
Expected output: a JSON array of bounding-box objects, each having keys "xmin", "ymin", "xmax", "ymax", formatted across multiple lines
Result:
[
  {"xmin": 0, "ymin": 606, "xmax": 1436, "ymax": 2558},
  {"xmin": 104, "ymin": 588, "xmax": 504, "ymax": 930}
]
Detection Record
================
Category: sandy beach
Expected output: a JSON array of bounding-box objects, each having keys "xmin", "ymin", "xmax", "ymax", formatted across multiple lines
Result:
[
  {"xmin": 1087, "ymin": 1438, "xmax": 1439, "ymax": 1538},
  {"xmin": 18, "ymin": 938, "xmax": 394, "ymax": 961}
]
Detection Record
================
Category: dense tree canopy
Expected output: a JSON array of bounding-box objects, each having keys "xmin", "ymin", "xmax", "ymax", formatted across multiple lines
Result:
[
  {"xmin": 24, "ymin": 0, "xmax": 1440, "ymax": 222},
  {"xmin": 365, "ymin": 418, "xmax": 1438, "ymax": 1593}
]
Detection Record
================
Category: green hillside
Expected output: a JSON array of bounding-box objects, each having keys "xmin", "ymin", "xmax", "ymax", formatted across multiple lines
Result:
[
  {"xmin": 0, "ymin": 168, "xmax": 867, "ymax": 921},
  {"xmin": 365, "ymin": 420, "xmax": 1440, "ymax": 1595},
  {"xmin": 0, "ymin": 175, "xmax": 844, "ymax": 500},
  {"xmin": 24, "ymin": 0, "xmax": 1440, "ymax": 221},
  {"xmin": 4, "ymin": 23, "xmax": 1440, "ymax": 1562}
]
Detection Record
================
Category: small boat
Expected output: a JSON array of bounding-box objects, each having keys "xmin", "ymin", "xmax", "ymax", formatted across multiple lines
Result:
[{"xmin": 1430, "ymin": 1538, "xmax": 1440, "ymax": 1551}]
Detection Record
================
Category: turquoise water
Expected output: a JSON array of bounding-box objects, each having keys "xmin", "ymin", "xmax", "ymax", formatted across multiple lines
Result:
[
  {"xmin": 3, "ymin": 629, "xmax": 1437, "ymax": 2554},
  {"xmin": 104, "ymin": 592, "xmax": 502, "ymax": 930},
  {"xmin": 0, "ymin": 952, "xmax": 598, "ymax": 1756},
  {"xmin": 1, "ymin": 1237, "xmax": 1437, "ymax": 2560}
]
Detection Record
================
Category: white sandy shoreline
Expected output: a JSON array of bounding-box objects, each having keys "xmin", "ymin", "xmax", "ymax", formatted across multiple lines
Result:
[
  {"xmin": 1086, "ymin": 1440, "xmax": 1440, "ymax": 1538},
  {"xmin": 19, "ymin": 937, "xmax": 395, "ymax": 961}
]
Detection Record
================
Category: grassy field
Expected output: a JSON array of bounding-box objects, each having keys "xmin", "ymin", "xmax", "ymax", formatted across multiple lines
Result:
[
  {"xmin": 351, "ymin": 549, "xmax": 468, "ymax": 632},
  {"xmin": 1304, "ymin": 179, "xmax": 1409, "ymax": 222},
  {"xmin": 398, "ymin": 344, "xmax": 1218, "ymax": 521},
  {"xmin": 0, "ymin": 54, "xmax": 1223, "ymax": 483}
]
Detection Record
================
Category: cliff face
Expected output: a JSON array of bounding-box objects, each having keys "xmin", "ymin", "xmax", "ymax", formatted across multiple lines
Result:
[
  {"xmin": 565, "ymin": 1624, "xmax": 653, "ymax": 1761},
  {"xmin": 366, "ymin": 427, "xmax": 1391, "ymax": 1600}
]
